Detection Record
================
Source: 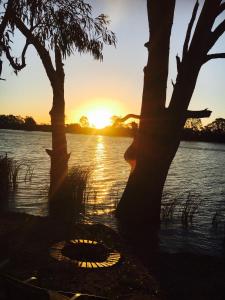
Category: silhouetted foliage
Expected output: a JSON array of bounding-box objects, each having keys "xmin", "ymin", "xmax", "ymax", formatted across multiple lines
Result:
[
  {"xmin": 24, "ymin": 116, "xmax": 36, "ymax": 130},
  {"xmin": 184, "ymin": 118, "xmax": 203, "ymax": 131},
  {"xmin": 79, "ymin": 115, "xmax": 90, "ymax": 128},
  {"xmin": 205, "ymin": 118, "xmax": 225, "ymax": 134},
  {"xmin": 0, "ymin": 114, "xmax": 24, "ymax": 129},
  {"xmin": 0, "ymin": 0, "xmax": 28, "ymax": 76}
]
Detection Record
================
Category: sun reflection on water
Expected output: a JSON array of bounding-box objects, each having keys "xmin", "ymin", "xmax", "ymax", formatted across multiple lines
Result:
[{"xmin": 91, "ymin": 136, "xmax": 108, "ymax": 207}]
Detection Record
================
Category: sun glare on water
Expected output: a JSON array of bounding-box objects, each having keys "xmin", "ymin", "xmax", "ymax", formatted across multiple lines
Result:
[{"xmin": 87, "ymin": 108, "xmax": 112, "ymax": 129}]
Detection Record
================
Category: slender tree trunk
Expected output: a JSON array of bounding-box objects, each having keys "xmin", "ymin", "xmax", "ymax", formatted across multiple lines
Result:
[
  {"xmin": 46, "ymin": 57, "xmax": 70, "ymax": 218},
  {"xmin": 48, "ymin": 85, "xmax": 69, "ymax": 196}
]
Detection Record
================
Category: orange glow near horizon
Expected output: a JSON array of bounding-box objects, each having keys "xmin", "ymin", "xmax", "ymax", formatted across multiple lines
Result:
[{"xmin": 70, "ymin": 98, "xmax": 126, "ymax": 128}]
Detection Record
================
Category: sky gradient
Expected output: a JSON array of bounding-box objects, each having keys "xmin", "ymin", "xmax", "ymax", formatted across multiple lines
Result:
[{"xmin": 1, "ymin": 0, "xmax": 225, "ymax": 125}]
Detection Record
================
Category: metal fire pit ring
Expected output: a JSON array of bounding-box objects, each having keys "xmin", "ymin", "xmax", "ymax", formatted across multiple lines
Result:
[{"xmin": 50, "ymin": 239, "xmax": 121, "ymax": 268}]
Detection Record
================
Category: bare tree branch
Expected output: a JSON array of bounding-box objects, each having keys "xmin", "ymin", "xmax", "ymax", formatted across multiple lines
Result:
[
  {"xmin": 182, "ymin": 1, "xmax": 199, "ymax": 58},
  {"xmin": 117, "ymin": 114, "xmax": 141, "ymax": 123},
  {"xmin": 14, "ymin": 17, "xmax": 56, "ymax": 84},
  {"xmin": 210, "ymin": 18, "xmax": 225, "ymax": 48},
  {"xmin": 116, "ymin": 110, "xmax": 212, "ymax": 123},
  {"xmin": 204, "ymin": 52, "xmax": 225, "ymax": 63},
  {"xmin": 186, "ymin": 109, "xmax": 212, "ymax": 119},
  {"xmin": 216, "ymin": 2, "xmax": 225, "ymax": 16},
  {"xmin": 0, "ymin": 39, "xmax": 29, "ymax": 71}
]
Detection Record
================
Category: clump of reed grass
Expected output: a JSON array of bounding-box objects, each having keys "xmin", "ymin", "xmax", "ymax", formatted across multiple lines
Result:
[
  {"xmin": 161, "ymin": 198, "xmax": 178, "ymax": 222},
  {"xmin": 108, "ymin": 183, "xmax": 123, "ymax": 210},
  {"xmin": 181, "ymin": 192, "xmax": 202, "ymax": 227},
  {"xmin": 49, "ymin": 165, "xmax": 92, "ymax": 222},
  {"xmin": 0, "ymin": 154, "xmax": 34, "ymax": 209},
  {"xmin": 66, "ymin": 165, "xmax": 92, "ymax": 215},
  {"xmin": 212, "ymin": 210, "xmax": 225, "ymax": 233}
]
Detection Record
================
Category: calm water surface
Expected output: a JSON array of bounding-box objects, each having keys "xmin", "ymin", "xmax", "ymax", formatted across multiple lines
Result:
[{"xmin": 0, "ymin": 129, "xmax": 225, "ymax": 256}]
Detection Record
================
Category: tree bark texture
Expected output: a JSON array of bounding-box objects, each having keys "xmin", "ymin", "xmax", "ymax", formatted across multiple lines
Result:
[
  {"xmin": 116, "ymin": 0, "xmax": 176, "ymax": 228},
  {"xmin": 46, "ymin": 48, "xmax": 70, "ymax": 217},
  {"xmin": 48, "ymin": 84, "xmax": 69, "ymax": 198},
  {"xmin": 117, "ymin": 0, "xmax": 221, "ymax": 229}
]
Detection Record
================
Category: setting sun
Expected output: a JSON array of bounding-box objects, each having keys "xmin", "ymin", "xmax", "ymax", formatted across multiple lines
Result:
[{"xmin": 87, "ymin": 108, "xmax": 112, "ymax": 129}]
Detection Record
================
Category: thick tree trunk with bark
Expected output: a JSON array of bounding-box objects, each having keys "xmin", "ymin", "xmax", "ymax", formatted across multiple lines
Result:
[
  {"xmin": 117, "ymin": 113, "xmax": 180, "ymax": 228},
  {"xmin": 116, "ymin": 0, "xmax": 220, "ymax": 230},
  {"xmin": 116, "ymin": 0, "xmax": 176, "ymax": 229}
]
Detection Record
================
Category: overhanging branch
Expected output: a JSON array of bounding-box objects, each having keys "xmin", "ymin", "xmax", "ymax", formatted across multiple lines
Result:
[
  {"xmin": 14, "ymin": 17, "xmax": 56, "ymax": 84},
  {"xmin": 204, "ymin": 53, "xmax": 225, "ymax": 63},
  {"xmin": 182, "ymin": 1, "xmax": 199, "ymax": 58},
  {"xmin": 117, "ymin": 114, "xmax": 140, "ymax": 123},
  {"xmin": 185, "ymin": 109, "xmax": 212, "ymax": 119},
  {"xmin": 4, "ymin": 39, "xmax": 29, "ymax": 71}
]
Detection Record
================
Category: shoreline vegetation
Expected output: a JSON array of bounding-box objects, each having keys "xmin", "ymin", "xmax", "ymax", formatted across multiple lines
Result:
[{"xmin": 1, "ymin": 114, "xmax": 225, "ymax": 143}]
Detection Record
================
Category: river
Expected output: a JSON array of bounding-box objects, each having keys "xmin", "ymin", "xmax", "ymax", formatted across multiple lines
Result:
[{"xmin": 0, "ymin": 129, "xmax": 225, "ymax": 256}]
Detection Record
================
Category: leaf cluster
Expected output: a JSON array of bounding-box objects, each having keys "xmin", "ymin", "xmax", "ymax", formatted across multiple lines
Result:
[{"xmin": 13, "ymin": 0, "xmax": 116, "ymax": 60}]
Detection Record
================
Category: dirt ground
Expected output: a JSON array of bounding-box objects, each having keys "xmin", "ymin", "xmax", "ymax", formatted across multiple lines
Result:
[{"xmin": 0, "ymin": 212, "xmax": 224, "ymax": 300}]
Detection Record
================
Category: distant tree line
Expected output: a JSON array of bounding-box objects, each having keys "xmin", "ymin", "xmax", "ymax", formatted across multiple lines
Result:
[
  {"xmin": 0, "ymin": 114, "xmax": 225, "ymax": 143},
  {"xmin": 183, "ymin": 118, "xmax": 225, "ymax": 143}
]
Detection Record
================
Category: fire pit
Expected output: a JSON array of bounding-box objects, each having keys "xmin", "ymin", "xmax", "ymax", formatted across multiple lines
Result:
[{"xmin": 50, "ymin": 239, "xmax": 121, "ymax": 268}]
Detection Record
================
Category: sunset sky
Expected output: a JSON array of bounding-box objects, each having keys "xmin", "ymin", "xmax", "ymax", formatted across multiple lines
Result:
[{"xmin": 1, "ymin": 0, "xmax": 225, "ymax": 126}]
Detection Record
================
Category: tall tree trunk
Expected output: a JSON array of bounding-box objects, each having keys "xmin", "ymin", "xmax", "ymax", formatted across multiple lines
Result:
[
  {"xmin": 48, "ymin": 85, "xmax": 69, "ymax": 196},
  {"xmin": 46, "ymin": 48, "xmax": 70, "ymax": 218},
  {"xmin": 117, "ymin": 113, "xmax": 180, "ymax": 227},
  {"xmin": 117, "ymin": 0, "xmax": 218, "ymax": 230},
  {"xmin": 116, "ymin": 0, "xmax": 176, "ymax": 229}
]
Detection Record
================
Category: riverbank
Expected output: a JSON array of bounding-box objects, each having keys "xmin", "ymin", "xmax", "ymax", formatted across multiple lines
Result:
[
  {"xmin": 0, "ymin": 212, "xmax": 160, "ymax": 299},
  {"xmin": 0, "ymin": 212, "xmax": 224, "ymax": 299}
]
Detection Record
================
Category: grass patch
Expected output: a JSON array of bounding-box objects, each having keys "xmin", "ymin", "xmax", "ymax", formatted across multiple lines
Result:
[{"xmin": 48, "ymin": 165, "xmax": 93, "ymax": 222}]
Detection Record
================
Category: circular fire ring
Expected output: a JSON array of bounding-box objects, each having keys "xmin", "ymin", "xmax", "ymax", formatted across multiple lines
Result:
[{"xmin": 50, "ymin": 239, "xmax": 121, "ymax": 268}]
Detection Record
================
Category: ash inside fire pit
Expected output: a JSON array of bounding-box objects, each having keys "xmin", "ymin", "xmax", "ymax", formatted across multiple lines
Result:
[{"xmin": 62, "ymin": 241, "xmax": 108, "ymax": 262}]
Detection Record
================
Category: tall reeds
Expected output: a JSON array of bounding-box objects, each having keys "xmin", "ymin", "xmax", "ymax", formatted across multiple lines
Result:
[
  {"xmin": 48, "ymin": 165, "xmax": 92, "ymax": 222},
  {"xmin": 0, "ymin": 154, "xmax": 33, "ymax": 210},
  {"xmin": 161, "ymin": 198, "xmax": 178, "ymax": 221},
  {"xmin": 161, "ymin": 191, "xmax": 202, "ymax": 227},
  {"xmin": 180, "ymin": 192, "xmax": 202, "ymax": 226}
]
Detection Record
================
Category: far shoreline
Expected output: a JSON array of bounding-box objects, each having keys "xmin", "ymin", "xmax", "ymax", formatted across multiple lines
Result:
[{"xmin": 1, "ymin": 126, "xmax": 225, "ymax": 144}]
